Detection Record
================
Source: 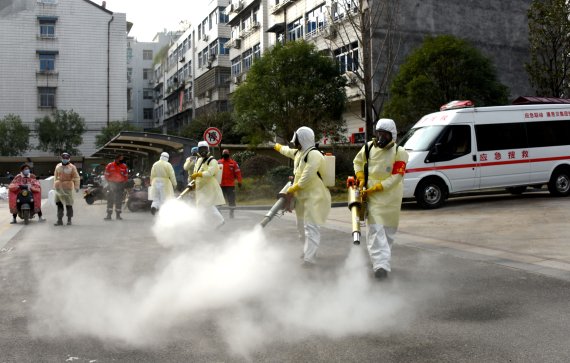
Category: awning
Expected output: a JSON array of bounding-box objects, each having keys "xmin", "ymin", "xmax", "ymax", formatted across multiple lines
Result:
[
  {"xmin": 266, "ymin": 22, "xmax": 285, "ymax": 33},
  {"xmin": 91, "ymin": 131, "xmax": 198, "ymax": 159}
]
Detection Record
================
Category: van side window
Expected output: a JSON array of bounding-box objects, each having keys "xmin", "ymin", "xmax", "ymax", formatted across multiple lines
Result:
[
  {"xmin": 475, "ymin": 123, "xmax": 527, "ymax": 151},
  {"xmin": 527, "ymin": 120, "xmax": 570, "ymax": 147},
  {"xmin": 428, "ymin": 125, "xmax": 471, "ymax": 162}
]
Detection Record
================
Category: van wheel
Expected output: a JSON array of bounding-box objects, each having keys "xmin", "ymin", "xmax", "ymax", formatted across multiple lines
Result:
[
  {"xmin": 415, "ymin": 178, "xmax": 447, "ymax": 209},
  {"xmin": 506, "ymin": 186, "xmax": 526, "ymax": 195},
  {"xmin": 85, "ymin": 195, "xmax": 95, "ymax": 205},
  {"xmin": 548, "ymin": 167, "xmax": 570, "ymax": 197}
]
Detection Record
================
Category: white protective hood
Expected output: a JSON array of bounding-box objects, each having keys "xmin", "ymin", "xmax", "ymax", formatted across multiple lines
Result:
[
  {"xmin": 376, "ymin": 118, "xmax": 398, "ymax": 142},
  {"xmin": 290, "ymin": 126, "xmax": 315, "ymax": 151},
  {"xmin": 160, "ymin": 152, "xmax": 169, "ymax": 161}
]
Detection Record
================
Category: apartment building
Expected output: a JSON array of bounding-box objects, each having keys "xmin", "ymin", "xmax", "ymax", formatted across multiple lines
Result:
[
  {"xmin": 0, "ymin": 0, "xmax": 127, "ymax": 156},
  {"xmin": 127, "ymin": 33, "xmax": 173, "ymax": 130}
]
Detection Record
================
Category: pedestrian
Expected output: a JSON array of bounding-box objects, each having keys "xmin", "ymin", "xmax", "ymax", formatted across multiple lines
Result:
[
  {"xmin": 53, "ymin": 153, "xmax": 81, "ymax": 226},
  {"xmin": 353, "ymin": 118, "xmax": 409, "ymax": 279},
  {"xmin": 218, "ymin": 149, "xmax": 243, "ymax": 219},
  {"xmin": 150, "ymin": 152, "xmax": 177, "ymax": 215},
  {"xmin": 274, "ymin": 126, "xmax": 331, "ymax": 266},
  {"xmin": 183, "ymin": 146, "xmax": 199, "ymax": 184},
  {"xmin": 191, "ymin": 141, "xmax": 225, "ymax": 228},
  {"xmin": 8, "ymin": 164, "xmax": 46, "ymax": 224},
  {"xmin": 104, "ymin": 154, "xmax": 128, "ymax": 221}
]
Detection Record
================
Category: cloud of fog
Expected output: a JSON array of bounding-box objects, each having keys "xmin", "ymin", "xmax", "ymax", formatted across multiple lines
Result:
[{"xmin": 30, "ymin": 199, "xmax": 431, "ymax": 357}]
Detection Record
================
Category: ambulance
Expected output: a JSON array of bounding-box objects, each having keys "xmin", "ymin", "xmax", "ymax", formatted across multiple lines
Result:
[{"xmin": 400, "ymin": 100, "xmax": 570, "ymax": 208}]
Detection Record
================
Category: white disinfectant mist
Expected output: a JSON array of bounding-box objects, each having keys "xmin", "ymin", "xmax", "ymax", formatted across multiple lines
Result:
[{"xmin": 30, "ymin": 199, "xmax": 420, "ymax": 356}]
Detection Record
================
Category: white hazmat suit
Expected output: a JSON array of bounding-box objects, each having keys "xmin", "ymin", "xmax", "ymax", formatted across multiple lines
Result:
[
  {"xmin": 276, "ymin": 126, "xmax": 332, "ymax": 264},
  {"xmin": 150, "ymin": 152, "xmax": 177, "ymax": 211},
  {"xmin": 353, "ymin": 118, "xmax": 409, "ymax": 275}
]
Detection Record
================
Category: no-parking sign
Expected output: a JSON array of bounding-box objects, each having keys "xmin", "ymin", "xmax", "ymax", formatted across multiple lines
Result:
[{"xmin": 203, "ymin": 127, "xmax": 222, "ymax": 146}]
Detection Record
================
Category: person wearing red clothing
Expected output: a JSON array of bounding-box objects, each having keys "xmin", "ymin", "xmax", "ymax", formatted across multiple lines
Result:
[
  {"xmin": 8, "ymin": 164, "xmax": 45, "ymax": 224},
  {"xmin": 218, "ymin": 149, "xmax": 242, "ymax": 219},
  {"xmin": 104, "ymin": 154, "xmax": 128, "ymax": 221}
]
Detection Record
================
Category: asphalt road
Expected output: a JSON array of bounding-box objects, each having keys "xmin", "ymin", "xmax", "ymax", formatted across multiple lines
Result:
[{"xmin": 1, "ymin": 192, "xmax": 570, "ymax": 362}]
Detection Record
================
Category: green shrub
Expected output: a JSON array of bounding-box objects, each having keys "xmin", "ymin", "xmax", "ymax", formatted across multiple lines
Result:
[
  {"xmin": 241, "ymin": 155, "xmax": 281, "ymax": 177},
  {"xmin": 267, "ymin": 165, "xmax": 293, "ymax": 188},
  {"xmin": 233, "ymin": 150, "xmax": 256, "ymax": 166}
]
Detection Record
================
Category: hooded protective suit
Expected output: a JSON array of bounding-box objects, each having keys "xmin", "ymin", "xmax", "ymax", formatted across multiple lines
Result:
[
  {"xmin": 353, "ymin": 118, "xmax": 409, "ymax": 274},
  {"xmin": 276, "ymin": 126, "xmax": 331, "ymax": 264},
  {"xmin": 184, "ymin": 147, "xmax": 199, "ymax": 183},
  {"xmin": 193, "ymin": 150, "xmax": 225, "ymax": 208},
  {"xmin": 150, "ymin": 152, "xmax": 177, "ymax": 210}
]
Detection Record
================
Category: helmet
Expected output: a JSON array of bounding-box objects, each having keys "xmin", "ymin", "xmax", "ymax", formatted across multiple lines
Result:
[
  {"xmin": 197, "ymin": 141, "xmax": 209, "ymax": 149},
  {"xmin": 375, "ymin": 118, "xmax": 397, "ymax": 141},
  {"xmin": 191, "ymin": 146, "xmax": 199, "ymax": 154}
]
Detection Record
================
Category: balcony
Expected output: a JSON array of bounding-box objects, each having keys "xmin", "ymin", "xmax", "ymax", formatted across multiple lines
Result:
[
  {"xmin": 225, "ymin": 38, "xmax": 242, "ymax": 49},
  {"xmin": 271, "ymin": 0, "xmax": 298, "ymax": 14}
]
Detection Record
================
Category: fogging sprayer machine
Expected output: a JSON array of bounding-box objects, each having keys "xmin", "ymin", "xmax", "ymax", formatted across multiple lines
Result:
[
  {"xmin": 346, "ymin": 176, "xmax": 367, "ymax": 245},
  {"xmin": 259, "ymin": 178, "xmax": 295, "ymax": 228},
  {"xmin": 177, "ymin": 179, "xmax": 195, "ymax": 200}
]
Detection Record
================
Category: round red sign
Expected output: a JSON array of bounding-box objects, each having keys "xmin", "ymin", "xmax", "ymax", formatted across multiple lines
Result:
[{"xmin": 203, "ymin": 127, "xmax": 222, "ymax": 146}]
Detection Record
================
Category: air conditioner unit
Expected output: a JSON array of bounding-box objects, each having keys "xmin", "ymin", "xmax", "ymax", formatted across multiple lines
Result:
[
  {"xmin": 209, "ymin": 54, "xmax": 216, "ymax": 62},
  {"xmin": 251, "ymin": 21, "xmax": 260, "ymax": 29},
  {"xmin": 203, "ymin": 34, "xmax": 209, "ymax": 41},
  {"xmin": 232, "ymin": 76, "xmax": 241, "ymax": 84},
  {"xmin": 342, "ymin": 71, "xmax": 358, "ymax": 86},
  {"xmin": 205, "ymin": 90, "xmax": 212, "ymax": 98},
  {"xmin": 232, "ymin": 38, "xmax": 241, "ymax": 49}
]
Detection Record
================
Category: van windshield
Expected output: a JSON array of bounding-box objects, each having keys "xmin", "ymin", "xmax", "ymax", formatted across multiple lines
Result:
[{"xmin": 400, "ymin": 126, "xmax": 445, "ymax": 151}]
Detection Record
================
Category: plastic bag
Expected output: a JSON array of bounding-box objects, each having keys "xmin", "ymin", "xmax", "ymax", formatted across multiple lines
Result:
[{"xmin": 48, "ymin": 189, "xmax": 56, "ymax": 207}]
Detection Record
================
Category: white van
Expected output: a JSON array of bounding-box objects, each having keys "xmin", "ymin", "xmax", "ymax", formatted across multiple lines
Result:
[{"xmin": 400, "ymin": 100, "xmax": 570, "ymax": 208}]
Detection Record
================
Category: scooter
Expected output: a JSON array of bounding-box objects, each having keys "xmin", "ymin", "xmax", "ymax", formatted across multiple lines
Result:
[
  {"xmin": 16, "ymin": 184, "xmax": 36, "ymax": 225},
  {"xmin": 84, "ymin": 175, "xmax": 107, "ymax": 205},
  {"xmin": 126, "ymin": 176, "xmax": 152, "ymax": 212}
]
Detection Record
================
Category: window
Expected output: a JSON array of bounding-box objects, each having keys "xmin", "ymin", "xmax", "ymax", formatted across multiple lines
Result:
[
  {"xmin": 287, "ymin": 18, "xmax": 303, "ymax": 41},
  {"xmin": 219, "ymin": 6, "xmax": 229, "ymax": 23},
  {"xmin": 475, "ymin": 123, "xmax": 528, "ymax": 151},
  {"xmin": 253, "ymin": 43, "xmax": 261, "ymax": 59},
  {"xmin": 209, "ymin": 41, "xmax": 218, "ymax": 57},
  {"xmin": 143, "ymin": 50, "xmax": 153, "ymax": 60},
  {"xmin": 231, "ymin": 25, "xmax": 240, "ymax": 40},
  {"xmin": 127, "ymin": 68, "xmax": 132, "ymax": 83},
  {"xmin": 143, "ymin": 88, "xmax": 154, "ymax": 99},
  {"xmin": 143, "ymin": 68, "xmax": 152, "ymax": 80},
  {"xmin": 143, "ymin": 108, "xmax": 154, "ymax": 119},
  {"xmin": 38, "ymin": 18, "xmax": 56, "ymax": 38},
  {"xmin": 38, "ymin": 87, "xmax": 56, "ymax": 108},
  {"xmin": 231, "ymin": 56, "xmax": 242, "ymax": 76},
  {"xmin": 306, "ymin": 4, "xmax": 326, "ymax": 36},
  {"xmin": 526, "ymin": 120, "xmax": 570, "ymax": 147},
  {"xmin": 219, "ymin": 38, "xmax": 230, "ymax": 55},
  {"xmin": 209, "ymin": 11, "xmax": 214, "ymax": 30},
  {"xmin": 39, "ymin": 53, "xmax": 55, "ymax": 72},
  {"xmin": 428, "ymin": 125, "xmax": 472, "ymax": 162},
  {"xmin": 334, "ymin": 42, "xmax": 359, "ymax": 73},
  {"xmin": 198, "ymin": 24, "xmax": 202, "ymax": 40},
  {"xmin": 331, "ymin": 0, "xmax": 358, "ymax": 20},
  {"xmin": 242, "ymin": 49, "xmax": 253, "ymax": 71}
]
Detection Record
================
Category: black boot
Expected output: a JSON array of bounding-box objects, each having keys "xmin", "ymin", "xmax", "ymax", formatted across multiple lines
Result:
[
  {"xmin": 66, "ymin": 205, "xmax": 73, "ymax": 225},
  {"xmin": 229, "ymin": 208, "xmax": 235, "ymax": 219},
  {"xmin": 10, "ymin": 214, "xmax": 17, "ymax": 224},
  {"xmin": 54, "ymin": 219, "xmax": 63, "ymax": 226},
  {"xmin": 104, "ymin": 212, "xmax": 112, "ymax": 221},
  {"xmin": 116, "ymin": 211, "xmax": 123, "ymax": 220},
  {"xmin": 55, "ymin": 203, "xmax": 64, "ymax": 226},
  {"xmin": 67, "ymin": 217, "xmax": 72, "ymax": 225}
]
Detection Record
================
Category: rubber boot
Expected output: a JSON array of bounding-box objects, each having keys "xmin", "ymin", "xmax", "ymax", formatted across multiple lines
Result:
[
  {"xmin": 104, "ymin": 211, "xmax": 112, "ymax": 221},
  {"xmin": 55, "ymin": 203, "xmax": 64, "ymax": 226},
  {"xmin": 229, "ymin": 208, "xmax": 235, "ymax": 219},
  {"xmin": 67, "ymin": 216, "xmax": 72, "ymax": 225},
  {"xmin": 116, "ymin": 211, "xmax": 123, "ymax": 220},
  {"xmin": 66, "ymin": 205, "xmax": 73, "ymax": 225},
  {"xmin": 10, "ymin": 214, "xmax": 17, "ymax": 224},
  {"xmin": 54, "ymin": 218, "xmax": 63, "ymax": 226}
]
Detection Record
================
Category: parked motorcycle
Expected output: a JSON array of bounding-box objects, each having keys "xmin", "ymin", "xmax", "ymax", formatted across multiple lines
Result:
[
  {"xmin": 16, "ymin": 184, "xmax": 36, "ymax": 225},
  {"xmin": 84, "ymin": 175, "xmax": 107, "ymax": 205},
  {"xmin": 126, "ymin": 175, "xmax": 152, "ymax": 212}
]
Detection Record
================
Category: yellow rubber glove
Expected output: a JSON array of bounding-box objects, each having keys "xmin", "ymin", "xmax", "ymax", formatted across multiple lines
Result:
[
  {"xmin": 355, "ymin": 171, "xmax": 365, "ymax": 188},
  {"xmin": 191, "ymin": 172, "xmax": 203, "ymax": 179},
  {"xmin": 363, "ymin": 183, "xmax": 383, "ymax": 197},
  {"xmin": 287, "ymin": 183, "xmax": 301, "ymax": 194},
  {"xmin": 274, "ymin": 143, "xmax": 282, "ymax": 152}
]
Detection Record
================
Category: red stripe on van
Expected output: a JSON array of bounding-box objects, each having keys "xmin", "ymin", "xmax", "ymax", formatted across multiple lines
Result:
[{"xmin": 405, "ymin": 155, "xmax": 570, "ymax": 174}]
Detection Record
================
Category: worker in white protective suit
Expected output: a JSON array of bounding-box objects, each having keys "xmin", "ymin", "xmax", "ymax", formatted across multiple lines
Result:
[
  {"xmin": 150, "ymin": 152, "xmax": 177, "ymax": 215},
  {"xmin": 191, "ymin": 141, "xmax": 225, "ymax": 228},
  {"xmin": 353, "ymin": 118, "xmax": 409, "ymax": 279},
  {"xmin": 274, "ymin": 126, "xmax": 332, "ymax": 266}
]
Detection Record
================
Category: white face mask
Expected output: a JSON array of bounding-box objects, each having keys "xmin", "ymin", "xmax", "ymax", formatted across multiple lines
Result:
[{"xmin": 22, "ymin": 169, "xmax": 30, "ymax": 176}]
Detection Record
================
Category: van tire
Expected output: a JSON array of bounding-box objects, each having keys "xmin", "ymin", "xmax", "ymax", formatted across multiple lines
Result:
[
  {"xmin": 415, "ymin": 178, "xmax": 447, "ymax": 209},
  {"xmin": 548, "ymin": 167, "xmax": 570, "ymax": 197}
]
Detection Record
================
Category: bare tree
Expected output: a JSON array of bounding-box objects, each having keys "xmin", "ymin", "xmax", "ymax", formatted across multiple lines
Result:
[{"xmin": 324, "ymin": 0, "xmax": 402, "ymax": 138}]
